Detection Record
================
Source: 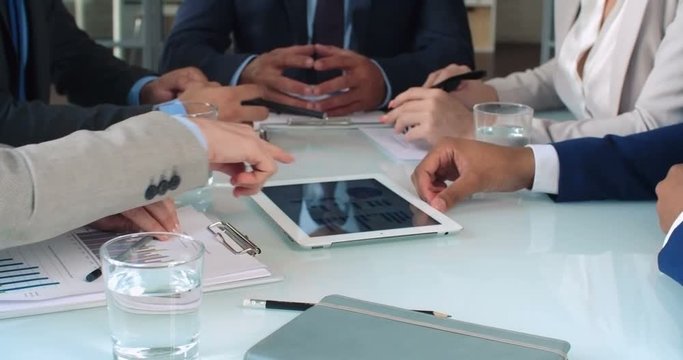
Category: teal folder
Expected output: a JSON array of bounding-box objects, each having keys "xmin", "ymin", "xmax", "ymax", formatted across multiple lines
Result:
[{"xmin": 245, "ymin": 295, "xmax": 570, "ymax": 360}]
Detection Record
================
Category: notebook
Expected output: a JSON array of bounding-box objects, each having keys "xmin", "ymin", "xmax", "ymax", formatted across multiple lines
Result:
[
  {"xmin": 0, "ymin": 207, "xmax": 280, "ymax": 319},
  {"xmin": 245, "ymin": 295, "xmax": 571, "ymax": 360}
]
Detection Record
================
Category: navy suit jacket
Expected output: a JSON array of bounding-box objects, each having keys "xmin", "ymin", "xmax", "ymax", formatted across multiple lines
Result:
[
  {"xmin": 0, "ymin": 0, "xmax": 152, "ymax": 146},
  {"xmin": 160, "ymin": 0, "xmax": 474, "ymax": 96},
  {"xmin": 552, "ymin": 123, "xmax": 683, "ymax": 285}
]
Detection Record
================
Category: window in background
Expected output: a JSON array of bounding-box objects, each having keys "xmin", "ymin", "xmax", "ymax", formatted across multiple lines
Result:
[{"xmin": 62, "ymin": 0, "xmax": 181, "ymax": 71}]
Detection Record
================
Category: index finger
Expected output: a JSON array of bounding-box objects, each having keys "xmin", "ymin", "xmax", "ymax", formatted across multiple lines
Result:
[
  {"xmin": 425, "ymin": 64, "xmax": 472, "ymax": 88},
  {"xmin": 263, "ymin": 141, "xmax": 295, "ymax": 164},
  {"xmin": 181, "ymin": 67, "xmax": 209, "ymax": 83},
  {"xmin": 391, "ymin": 87, "xmax": 443, "ymax": 108},
  {"xmin": 276, "ymin": 44, "xmax": 316, "ymax": 56},
  {"xmin": 432, "ymin": 175, "xmax": 479, "ymax": 211},
  {"xmin": 412, "ymin": 150, "xmax": 450, "ymax": 203},
  {"xmin": 314, "ymin": 54, "xmax": 356, "ymax": 71},
  {"xmin": 313, "ymin": 43, "xmax": 346, "ymax": 57}
]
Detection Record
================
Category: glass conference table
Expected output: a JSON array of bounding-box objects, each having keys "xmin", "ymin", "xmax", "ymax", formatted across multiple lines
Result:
[{"xmin": 1, "ymin": 120, "xmax": 682, "ymax": 360}]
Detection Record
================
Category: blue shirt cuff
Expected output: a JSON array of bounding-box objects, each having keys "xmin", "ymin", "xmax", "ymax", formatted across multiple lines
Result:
[
  {"xmin": 170, "ymin": 114, "xmax": 208, "ymax": 150},
  {"xmin": 370, "ymin": 59, "xmax": 392, "ymax": 109},
  {"xmin": 128, "ymin": 76, "xmax": 159, "ymax": 105},
  {"xmin": 155, "ymin": 99, "xmax": 188, "ymax": 116},
  {"xmin": 230, "ymin": 55, "xmax": 258, "ymax": 86}
]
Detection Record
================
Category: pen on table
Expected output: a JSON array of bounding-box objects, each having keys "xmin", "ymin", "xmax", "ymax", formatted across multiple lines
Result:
[
  {"xmin": 242, "ymin": 98, "xmax": 328, "ymax": 120},
  {"xmin": 84, "ymin": 235, "xmax": 154, "ymax": 283},
  {"xmin": 431, "ymin": 69, "xmax": 487, "ymax": 92},
  {"xmin": 242, "ymin": 299, "xmax": 451, "ymax": 319}
]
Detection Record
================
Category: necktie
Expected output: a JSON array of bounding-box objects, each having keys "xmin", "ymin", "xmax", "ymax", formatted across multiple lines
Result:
[
  {"xmin": 313, "ymin": 0, "xmax": 344, "ymax": 48},
  {"xmin": 311, "ymin": 0, "xmax": 344, "ymax": 84},
  {"xmin": 7, "ymin": 0, "xmax": 28, "ymax": 101}
]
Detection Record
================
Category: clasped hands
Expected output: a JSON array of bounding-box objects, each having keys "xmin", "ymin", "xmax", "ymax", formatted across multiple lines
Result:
[{"xmin": 240, "ymin": 44, "xmax": 386, "ymax": 117}]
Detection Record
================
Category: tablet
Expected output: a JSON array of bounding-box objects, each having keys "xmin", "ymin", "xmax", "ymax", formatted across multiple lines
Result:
[{"xmin": 251, "ymin": 174, "xmax": 462, "ymax": 248}]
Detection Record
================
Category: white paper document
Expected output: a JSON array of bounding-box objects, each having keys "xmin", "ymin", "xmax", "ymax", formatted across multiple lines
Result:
[
  {"xmin": 0, "ymin": 207, "xmax": 279, "ymax": 319},
  {"xmin": 360, "ymin": 127, "xmax": 429, "ymax": 161}
]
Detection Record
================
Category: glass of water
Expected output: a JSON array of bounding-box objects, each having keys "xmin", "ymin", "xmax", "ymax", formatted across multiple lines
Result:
[
  {"xmin": 101, "ymin": 233, "xmax": 205, "ymax": 360},
  {"xmin": 153, "ymin": 101, "xmax": 218, "ymax": 186},
  {"xmin": 473, "ymin": 102, "xmax": 533, "ymax": 147}
]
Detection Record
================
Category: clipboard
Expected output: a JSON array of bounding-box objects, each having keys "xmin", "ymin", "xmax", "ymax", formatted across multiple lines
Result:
[{"xmin": 0, "ymin": 207, "xmax": 281, "ymax": 319}]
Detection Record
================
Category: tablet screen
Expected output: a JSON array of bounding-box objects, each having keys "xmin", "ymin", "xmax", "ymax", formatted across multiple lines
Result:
[{"xmin": 261, "ymin": 179, "xmax": 439, "ymax": 237}]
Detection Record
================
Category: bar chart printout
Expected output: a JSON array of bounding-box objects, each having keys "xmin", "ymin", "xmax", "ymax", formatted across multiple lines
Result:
[
  {"xmin": 0, "ymin": 257, "xmax": 59, "ymax": 293},
  {"xmin": 0, "ymin": 228, "xmax": 123, "ymax": 301}
]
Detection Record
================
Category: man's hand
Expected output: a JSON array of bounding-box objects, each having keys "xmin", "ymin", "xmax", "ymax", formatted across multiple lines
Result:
[
  {"xmin": 240, "ymin": 45, "xmax": 316, "ymax": 108},
  {"xmin": 192, "ymin": 119, "xmax": 295, "ymax": 197},
  {"xmin": 179, "ymin": 83, "xmax": 269, "ymax": 123},
  {"xmin": 381, "ymin": 88, "xmax": 474, "ymax": 145},
  {"xmin": 140, "ymin": 67, "xmax": 207, "ymax": 104},
  {"xmin": 90, "ymin": 198, "xmax": 179, "ymax": 233},
  {"xmin": 422, "ymin": 64, "xmax": 498, "ymax": 110},
  {"xmin": 656, "ymin": 164, "xmax": 683, "ymax": 232},
  {"xmin": 412, "ymin": 138, "xmax": 535, "ymax": 211},
  {"xmin": 309, "ymin": 44, "xmax": 386, "ymax": 116}
]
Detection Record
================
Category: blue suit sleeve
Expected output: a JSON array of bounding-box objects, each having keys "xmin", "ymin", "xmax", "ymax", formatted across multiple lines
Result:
[
  {"xmin": 660, "ymin": 224, "xmax": 683, "ymax": 286},
  {"xmin": 551, "ymin": 123, "xmax": 683, "ymax": 202},
  {"xmin": 160, "ymin": 0, "xmax": 253, "ymax": 85}
]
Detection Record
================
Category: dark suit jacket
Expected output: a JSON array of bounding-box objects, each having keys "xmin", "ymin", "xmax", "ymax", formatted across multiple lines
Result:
[
  {"xmin": 551, "ymin": 124, "xmax": 683, "ymax": 286},
  {"xmin": 552, "ymin": 123, "xmax": 683, "ymax": 202},
  {"xmin": 661, "ymin": 225, "xmax": 683, "ymax": 285},
  {"xmin": 160, "ymin": 0, "xmax": 474, "ymax": 96},
  {"xmin": 0, "ymin": 0, "xmax": 153, "ymax": 146}
]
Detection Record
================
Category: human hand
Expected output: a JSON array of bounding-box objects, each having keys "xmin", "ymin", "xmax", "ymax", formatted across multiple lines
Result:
[
  {"xmin": 240, "ymin": 45, "xmax": 316, "ymax": 108},
  {"xmin": 656, "ymin": 164, "xmax": 683, "ymax": 232},
  {"xmin": 179, "ymin": 83, "xmax": 269, "ymax": 123},
  {"xmin": 381, "ymin": 88, "xmax": 474, "ymax": 146},
  {"xmin": 308, "ymin": 44, "xmax": 386, "ymax": 116},
  {"xmin": 140, "ymin": 67, "xmax": 208, "ymax": 104},
  {"xmin": 90, "ymin": 198, "xmax": 179, "ymax": 233},
  {"xmin": 192, "ymin": 119, "xmax": 294, "ymax": 197},
  {"xmin": 422, "ymin": 64, "xmax": 498, "ymax": 110},
  {"xmin": 411, "ymin": 138, "xmax": 535, "ymax": 211}
]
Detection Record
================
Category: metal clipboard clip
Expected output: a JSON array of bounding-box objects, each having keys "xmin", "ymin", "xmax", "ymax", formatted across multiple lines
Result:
[{"xmin": 208, "ymin": 221, "xmax": 261, "ymax": 256}]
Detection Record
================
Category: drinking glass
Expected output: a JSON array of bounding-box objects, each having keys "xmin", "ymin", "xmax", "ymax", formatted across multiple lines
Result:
[
  {"xmin": 153, "ymin": 101, "xmax": 218, "ymax": 185},
  {"xmin": 101, "ymin": 233, "xmax": 205, "ymax": 360},
  {"xmin": 473, "ymin": 102, "xmax": 533, "ymax": 147}
]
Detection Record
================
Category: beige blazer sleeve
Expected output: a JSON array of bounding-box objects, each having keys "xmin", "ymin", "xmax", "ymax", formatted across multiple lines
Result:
[{"xmin": 0, "ymin": 112, "xmax": 209, "ymax": 249}]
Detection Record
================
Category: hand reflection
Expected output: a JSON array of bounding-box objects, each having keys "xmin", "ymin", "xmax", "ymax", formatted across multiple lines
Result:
[{"xmin": 409, "ymin": 204, "xmax": 434, "ymax": 227}]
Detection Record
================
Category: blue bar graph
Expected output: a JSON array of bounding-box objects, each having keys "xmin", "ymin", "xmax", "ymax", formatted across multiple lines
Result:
[{"xmin": 0, "ymin": 258, "xmax": 59, "ymax": 294}]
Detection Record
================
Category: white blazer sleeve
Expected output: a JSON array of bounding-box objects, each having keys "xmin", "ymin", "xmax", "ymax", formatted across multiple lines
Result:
[
  {"xmin": 0, "ymin": 112, "xmax": 210, "ymax": 249},
  {"xmin": 525, "ymin": 3, "xmax": 683, "ymax": 143},
  {"xmin": 486, "ymin": 58, "xmax": 565, "ymax": 112}
]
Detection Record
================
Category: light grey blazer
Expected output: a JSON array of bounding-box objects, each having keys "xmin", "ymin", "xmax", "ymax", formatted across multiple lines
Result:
[
  {"xmin": 0, "ymin": 112, "xmax": 209, "ymax": 249},
  {"xmin": 488, "ymin": 0, "xmax": 683, "ymax": 143}
]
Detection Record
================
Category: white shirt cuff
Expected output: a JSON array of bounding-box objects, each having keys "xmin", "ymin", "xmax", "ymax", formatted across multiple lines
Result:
[
  {"xmin": 527, "ymin": 144, "xmax": 560, "ymax": 194},
  {"xmin": 663, "ymin": 211, "xmax": 683, "ymax": 247}
]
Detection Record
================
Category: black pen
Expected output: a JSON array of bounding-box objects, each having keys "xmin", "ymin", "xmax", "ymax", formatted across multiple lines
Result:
[
  {"xmin": 84, "ymin": 235, "xmax": 154, "ymax": 283},
  {"xmin": 242, "ymin": 298, "xmax": 451, "ymax": 318},
  {"xmin": 242, "ymin": 98, "xmax": 328, "ymax": 120},
  {"xmin": 431, "ymin": 69, "xmax": 487, "ymax": 92}
]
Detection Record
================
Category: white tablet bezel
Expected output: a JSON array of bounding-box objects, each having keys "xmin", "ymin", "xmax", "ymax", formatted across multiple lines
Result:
[{"xmin": 251, "ymin": 174, "xmax": 462, "ymax": 249}]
